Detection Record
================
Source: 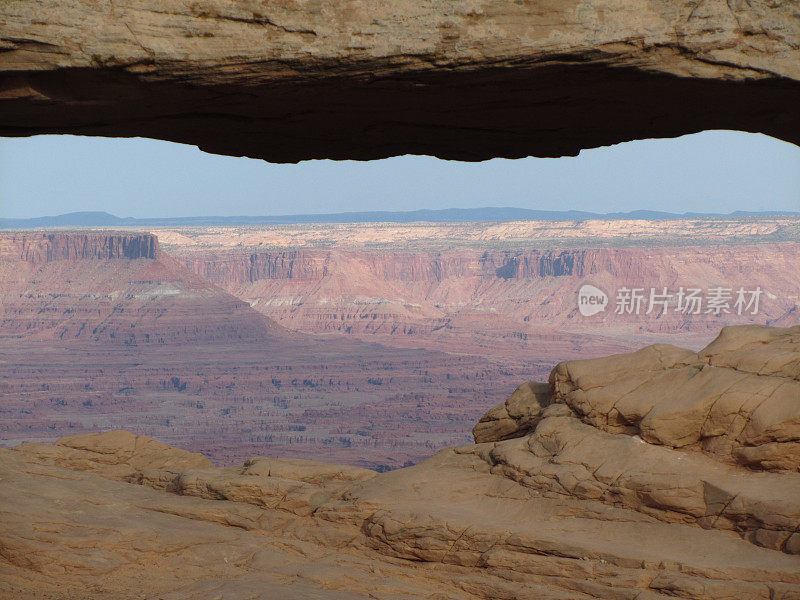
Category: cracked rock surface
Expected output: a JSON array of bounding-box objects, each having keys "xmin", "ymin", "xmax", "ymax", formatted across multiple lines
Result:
[
  {"xmin": 2, "ymin": 325, "xmax": 799, "ymax": 599},
  {"xmin": 1, "ymin": 0, "xmax": 799, "ymax": 160}
]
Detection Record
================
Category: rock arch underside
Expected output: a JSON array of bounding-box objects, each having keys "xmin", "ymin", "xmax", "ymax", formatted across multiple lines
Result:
[{"xmin": 1, "ymin": 0, "xmax": 799, "ymax": 161}]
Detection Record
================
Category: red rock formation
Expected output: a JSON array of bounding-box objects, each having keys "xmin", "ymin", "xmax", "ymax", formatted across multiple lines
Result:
[
  {"xmin": 176, "ymin": 243, "xmax": 800, "ymax": 359},
  {"xmin": 4, "ymin": 230, "xmax": 796, "ymax": 470},
  {"xmin": 0, "ymin": 231, "xmax": 284, "ymax": 344},
  {"xmin": 0, "ymin": 231, "xmax": 528, "ymax": 469},
  {"xmin": 0, "ymin": 231, "xmax": 158, "ymax": 263}
]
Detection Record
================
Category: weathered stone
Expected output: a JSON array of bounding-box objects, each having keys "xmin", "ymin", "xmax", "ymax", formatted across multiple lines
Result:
[
  {"xmin": 1, "ymin": 0, "xmax": 798, "ymax": 161},
  {"xmin": 549, "ymin": 326, "xmax": 800, "ymax": 471},
  {"xmin": 485, "ymin": 414, "xmax": 800, "ymax": 551},
  {"xmin": 13, "ymin": 430, "xmax": 213, "ymax": 482},
  {"xmin": 472, "ymin": 381, "xmax": 552, "ymax": 443},
  {"xmin": 163, "ymin": 456, "xmax": 377, "ymax": 516},
  {"xmin": 3, "ymin": 325, "xmax": 800, "ymax": 598}
]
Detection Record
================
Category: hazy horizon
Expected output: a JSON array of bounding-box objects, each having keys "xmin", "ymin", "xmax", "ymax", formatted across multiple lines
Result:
[
  {"xmin": 1, "ymin": 130, "xmax": 799, "ymax": 219},
  {"xmin": 4, "ymin": 206, "xmax": 800, "ymax": 224}
]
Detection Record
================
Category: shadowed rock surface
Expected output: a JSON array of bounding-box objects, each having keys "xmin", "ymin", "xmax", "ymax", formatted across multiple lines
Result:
[
  {"xmin": 2, "ymin": 325, "xmax": 799, "ymax": 599},
  {"xmin": 472, "ymin": 381, "xmax": 552, "ymax": 443},
  {"xmin": 1, "ymin": 0, "xmax": 799, "ymax": 161}
]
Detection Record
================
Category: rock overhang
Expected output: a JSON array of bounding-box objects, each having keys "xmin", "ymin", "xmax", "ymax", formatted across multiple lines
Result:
[{"xmin": 1, "ymin": 0, "xmax": 798, "ymax": 162}]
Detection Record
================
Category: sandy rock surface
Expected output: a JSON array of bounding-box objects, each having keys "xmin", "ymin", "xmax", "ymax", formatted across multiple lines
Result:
[
  {"xmin": 2, "ymin": 325, "xmax": 799, "ymax": 599},
  {"xmin": 550, "ymin": 325, "xmax": 800, "ymax": 471}
]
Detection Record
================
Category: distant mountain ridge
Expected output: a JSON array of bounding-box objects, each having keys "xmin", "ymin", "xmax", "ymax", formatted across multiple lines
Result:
[{"xmin": 2, "ymin": 208, "xmax": 798, "ymax": 229}]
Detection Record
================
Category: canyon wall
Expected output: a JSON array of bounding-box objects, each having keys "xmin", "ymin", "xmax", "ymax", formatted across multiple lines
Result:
[
  {"xmin": 184, "ymin": 245, "xmax": 800, "ymax": 284},
  {"xmin": 0, "ymin": 231, "xmax": 282, "ymax": 344},
  {"xmin": 0, "ymin": 231, "xmax": 158, "ymax": 262},
  {"xmin": 176, "ymin": 243, "xmax": 800, "ymax": 358},
  {"xmin": 186, "ymin": 248, "xmax": 603, "ymax": 284}
]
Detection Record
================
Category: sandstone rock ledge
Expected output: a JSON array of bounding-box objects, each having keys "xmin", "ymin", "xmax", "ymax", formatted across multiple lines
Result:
[
  {"xmin": 2, "ymin": 325, "xmax": 799, "ymax": 599},
  {"xmin": 1, "ymin": 0, "xmax": 799, "ymax": 161}
]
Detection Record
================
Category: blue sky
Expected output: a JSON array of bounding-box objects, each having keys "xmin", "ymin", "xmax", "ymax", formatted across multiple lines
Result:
[{"xmin": 0, "ymin": 130, "xmax": 798, "ymax": 218}]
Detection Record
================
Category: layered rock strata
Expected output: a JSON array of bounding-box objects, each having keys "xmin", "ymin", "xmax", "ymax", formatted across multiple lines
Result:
[
  {"xmin": 175, "ymin": 244, "xmax": 800, "ymax": 354},
  {"xmin": 0, "ymin": 231, "xmax": 525, "ymax": 468},
  {"xmin": 2, "ymin": 325, "xmax": 799, "ymax": 599},
  {"xmin": 0, "ymin": 231, "xmax": 284, "ymax": 343}
]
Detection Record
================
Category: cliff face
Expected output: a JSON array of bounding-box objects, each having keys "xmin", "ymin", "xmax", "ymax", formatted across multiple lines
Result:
[
  {"xmin": 176, "ymin": 244, "xmax": 800, "ymax": 356},
  {"xmin": 1, "ymin": 0, "xmax": 798, "ymax": 162},
  {"xmin": 0, "ymin": 231, "xmax": 283, "ymax": 345},
  {"xmin": 0, "ymin": 231, "xmax": 529, "ymax": 469},
  {"xmin": 183, "ymin": 245, "xmax": 800, "ymax": 287},
  {"xmin": 2, "ymin": 326, "xmax": 799, "ymax": 599},
  {"xmin": 0, "ymin": 232, "xmax": 158, "ymax": 263},
  {"xmin": 186, "ymin": 249, "xmax": 602, "ymax": 284}
]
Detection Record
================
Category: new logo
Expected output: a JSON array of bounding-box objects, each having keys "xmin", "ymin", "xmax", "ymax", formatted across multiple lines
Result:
[{"xmin": 577, "ymin": 284, "xmax": 608, "ymax": 317}]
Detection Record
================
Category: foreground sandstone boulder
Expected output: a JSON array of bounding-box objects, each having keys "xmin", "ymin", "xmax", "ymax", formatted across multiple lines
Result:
[
  {"xmin": 549, "ymin": 325, "xmax": 800, "ymax": 472},
  {"xmin": 472, "ymin": 381, "xmax": 552, "ymax": 443},
  {"xmin": 2, "ymin": 325, "xmax": 799, "ymax": 599},
  {"xmin": 12, "ymin": 430, "xmax": 214, "ymax": 482}
]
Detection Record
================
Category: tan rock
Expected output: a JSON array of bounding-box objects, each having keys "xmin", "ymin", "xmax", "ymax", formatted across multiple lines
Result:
[
  {"xmin": 472, "ymin": 381, "xmax": 552, "ymax": 443},
  {"xmin": 242, "ymin": 456, "xmax": 376, "ymax": 484},
  {"xmin": 699, "ymin": 324, "xmax": 800, "ymax": 379},
  {"xmin": 1, "ymin": 0, "xmax": 798, "ymax": 161},
  {"xmin": 161, "ymin": 457, "xmax": 376, "ymax": 516},
  {"xmin": 12, "ymin": 430, "xmax": 213, "ymax": 484},
  {"xmin": 3, "ymin": 325, "xmax": 800, "ymax": 598},
  {"xmin": 549, "ymin": 326, "xmax": 800, "ymax": 472},
  {"xmin": 485, "ymin": 414, "xmax": 800, "ymax": 551}
]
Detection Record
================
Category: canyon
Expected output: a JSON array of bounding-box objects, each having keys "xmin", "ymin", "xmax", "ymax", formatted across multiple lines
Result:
[
  {"xmin": 0, "ymin": 223, "xmax": 798, "ymax": 598},
  {"xmin": 2, "ymin": 324, "xmax": 799, "ymax": 599},
  {"xmin": 166, "ymin": 218, "xmax": 800, "ymax": 365},
  {"xmin": 2, "ymin": 0, "xmax": 797, "ymax": 594},
  {"xmin": 0, "ymin": 231, "xmax": 528, "ymax": 469},
  {"xmin": 1, "ymin": 219, "xmax": 798, "ymax": 473}
]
